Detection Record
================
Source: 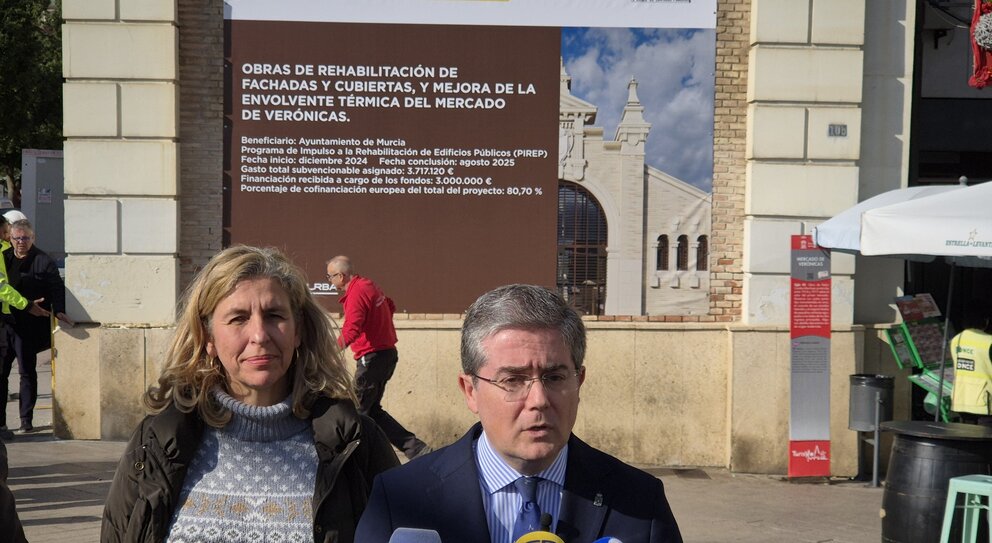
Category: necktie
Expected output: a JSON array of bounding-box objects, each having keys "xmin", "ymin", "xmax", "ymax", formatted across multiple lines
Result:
[{"xmin": 512, "ymin": 476, "xmax": 542, "ymax": 542}]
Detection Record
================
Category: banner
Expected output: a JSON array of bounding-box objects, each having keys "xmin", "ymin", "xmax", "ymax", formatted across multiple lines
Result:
[{"xmin": 224, "ymin": 1, "xmax": 716, "ymax": 313}]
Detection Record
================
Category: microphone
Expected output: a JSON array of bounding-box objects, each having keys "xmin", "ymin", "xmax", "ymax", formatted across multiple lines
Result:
[
  {"xmin": 592, "ymin": 538, "xmax": 624, "ymax": 543},
  {"xmin": 539, "ymin": 512, "xmax": 552, "ymax": 531},
  {"xmin": 387, "ymin": 527, "xmax": 443, "ymax": 543},
  {"xmin": 513, "ymin": 530, "xmax": 564, "ymax": 543}
]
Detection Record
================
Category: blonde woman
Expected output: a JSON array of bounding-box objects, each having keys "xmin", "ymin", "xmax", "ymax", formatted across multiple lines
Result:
[{"xmin": 101, "ymin": 246, "xmax": 398, "ymax": 543}]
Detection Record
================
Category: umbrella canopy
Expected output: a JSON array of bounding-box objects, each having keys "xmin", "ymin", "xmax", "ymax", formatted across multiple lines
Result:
[
  {"xmin": 860, "ymin": 181, "xmax": 992, "ymax": 261},
  {"xmin": 812, "ymin": 184, "xmax": 961, "ymax": 254}
]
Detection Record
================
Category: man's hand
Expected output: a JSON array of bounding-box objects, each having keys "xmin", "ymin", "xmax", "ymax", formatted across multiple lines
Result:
[
  {"xmin": 27, "ymin": 298, "xmax": 49, "ymax": 317},
  {"xmin": 55, "ymin": 312, "xmax": 75, "ymax": 326}
]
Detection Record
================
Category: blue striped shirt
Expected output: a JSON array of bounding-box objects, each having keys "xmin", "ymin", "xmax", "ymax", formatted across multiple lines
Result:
[{"xmin": 474, "ymin": 430, "xmax": 568, "ymax": 543}]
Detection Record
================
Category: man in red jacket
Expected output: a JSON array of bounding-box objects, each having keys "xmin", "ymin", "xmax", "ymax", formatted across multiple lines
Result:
[{"xmin": 326, "ymin": 256, "xmax": 430, "ymax": 460}]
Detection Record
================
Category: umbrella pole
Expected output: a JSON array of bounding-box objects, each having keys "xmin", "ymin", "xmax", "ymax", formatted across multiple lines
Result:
[{"xmin": 935, "ymin": 261, "xmax": 956, "ymax": 422}]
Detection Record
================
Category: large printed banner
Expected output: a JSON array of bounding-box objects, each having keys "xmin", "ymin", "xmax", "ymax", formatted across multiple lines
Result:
[
  {"xmin": 788, "ymin": 235, "xmax": 831, "ymax": 478},
  {"xmin": 224, "ymin": 1, "xmax": 716, "ymax": 313}
]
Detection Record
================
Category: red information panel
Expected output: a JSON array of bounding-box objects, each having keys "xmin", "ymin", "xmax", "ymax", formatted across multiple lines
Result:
[
  {"xmin": 788, "ymin": 440, "xmax": 831, "ymax": 477},
  {"xmin": 790, "ymin": 235, "xmax": 831, "ymax": 340},
  {"xmin": 789, "ymin": 235, "xmax": 831, "ymax": 478}
]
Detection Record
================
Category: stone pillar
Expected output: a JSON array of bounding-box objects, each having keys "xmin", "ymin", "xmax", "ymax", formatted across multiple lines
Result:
[
  {"xmin": 59, "ymin": 0, "xmax": 180, "ymax": 439},
  {"xmin": 743, "ymin": 0, "xmax": 865, "ymax": 325}
]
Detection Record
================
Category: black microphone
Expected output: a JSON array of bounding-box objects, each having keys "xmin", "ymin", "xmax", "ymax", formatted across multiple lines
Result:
[
  {"xmin": 539, "ymin": 512, "xmax": 552, "ymax": 531},
  {"xmin": 387, "ymin": 527, "xmax": 443, "ymax": 543}
]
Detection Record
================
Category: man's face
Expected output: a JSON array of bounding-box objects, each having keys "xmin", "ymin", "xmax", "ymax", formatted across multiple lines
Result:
[
  {"xmin": 0, "ymin": 224, "xmax": 8, "ymax": 242},
  {"xmin": 325, "ymin": 264, "xmax": 347, "ymax": 292},
  {"xmin": 10, "ymin": 228, "xmax": 33, "ymax": 256},
  {"xmin": 458, "ymin": 327, "xmax": 584, "ymax": 475}
]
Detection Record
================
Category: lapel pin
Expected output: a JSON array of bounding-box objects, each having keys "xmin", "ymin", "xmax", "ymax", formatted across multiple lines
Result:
[{"xmin": 593, "ymin": 492, "xmax": 603, "ymax": 506}]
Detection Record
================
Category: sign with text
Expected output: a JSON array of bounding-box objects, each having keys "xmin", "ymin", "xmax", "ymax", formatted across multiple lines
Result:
[
  {"xmin": 226, "ymin": 22, "xmax": 558, "ymax": 312},
  {"xmin": 223, "ymin": 2, "xmax": 716, "ymax": 313},
  {"xmin": 788, "ymin": 235, "xmax": 831, "ymax": 477}
]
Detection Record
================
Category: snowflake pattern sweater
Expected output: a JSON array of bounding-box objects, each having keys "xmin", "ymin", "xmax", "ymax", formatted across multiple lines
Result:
[{"xmin": 165, "ymin": 390, "xmax": 318, "ymax": 543}]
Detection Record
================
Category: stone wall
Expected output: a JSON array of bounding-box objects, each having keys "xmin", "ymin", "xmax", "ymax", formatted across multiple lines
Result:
[
  {"xmin": 62, "ymin": 0, "xmax": 180, "ymax": 326},
  {"xmin": 54, "ymin": 320, "xmax": 870, "ymax": 475}
]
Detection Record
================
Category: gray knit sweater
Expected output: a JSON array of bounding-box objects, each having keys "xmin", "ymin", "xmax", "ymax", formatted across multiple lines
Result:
[{"xmin": 165, "ymin": 389, "xmax": 318, "ymax": 543}]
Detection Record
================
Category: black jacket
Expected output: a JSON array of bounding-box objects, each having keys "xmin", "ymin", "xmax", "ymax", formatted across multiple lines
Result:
[
  {"xmin": 6, "ymin": 245, "xmax": 65, "ymax": 352},
  {"xmin": 0, "ymin": 441, "xmax": 27, "ymax": 543},
  {"xmin": 356, "ymin": 422, "xmax": 683, "ymax": 543},
  {"xmin": 101, "ymin": 396, "xmax": 399, "ymax": 543}
]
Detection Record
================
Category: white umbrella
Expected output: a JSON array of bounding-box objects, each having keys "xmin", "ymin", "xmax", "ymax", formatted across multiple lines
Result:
[
  {"xmin": 860, "ymin": 181, "xmax": 992, "ymax": 261},
  {"xmin": 812, "ymin": 184, "xmax": 962, "ymax": 254}
]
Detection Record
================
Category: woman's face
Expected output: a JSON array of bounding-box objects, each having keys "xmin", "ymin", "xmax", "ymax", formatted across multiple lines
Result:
[{"xmin": 206, "ymin": 277, "xmax": 301, "ymax": 406}]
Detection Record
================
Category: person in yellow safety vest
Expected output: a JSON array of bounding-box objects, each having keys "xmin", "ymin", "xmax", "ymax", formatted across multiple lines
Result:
[
  {"xmin": 0, "ymin": 214, "xmax": 49, "ymax": 439},
  {"xmin": 950, "ymin": 304, "xmax": 992, "ymax": 422}
]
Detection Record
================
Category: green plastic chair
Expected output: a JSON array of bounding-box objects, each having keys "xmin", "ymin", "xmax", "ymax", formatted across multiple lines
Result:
[{"xmin": 941, "ymin": 474, "xmax": 992, "ymax": 543}]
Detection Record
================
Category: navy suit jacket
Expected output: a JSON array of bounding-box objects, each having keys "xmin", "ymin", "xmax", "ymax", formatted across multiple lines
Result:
[{"xmin": 355, "ymin": 423, "xmax": 683, "ymax": 542}]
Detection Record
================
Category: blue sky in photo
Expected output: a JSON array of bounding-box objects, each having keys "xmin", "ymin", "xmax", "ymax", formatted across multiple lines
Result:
[{"xmin": 562, "ymin": 27, "xmax": 715, "ymax": 192}]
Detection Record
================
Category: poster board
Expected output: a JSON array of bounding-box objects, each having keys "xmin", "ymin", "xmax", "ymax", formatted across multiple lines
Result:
[
  {"xmin": 223, "ymin": 1, "xmax": 717, "ymax": 313},
  {"xmin": 887, "ymin": 294, "xmax": 953, "ymax": 370},
  {"xmin": 886, "ymin": 293, "xmax": 954, "ymax": 421}
]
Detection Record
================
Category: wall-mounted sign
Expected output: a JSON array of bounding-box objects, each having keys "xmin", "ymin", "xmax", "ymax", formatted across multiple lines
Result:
[{"xmin": 828, "ymin": 124, "xmax": 848, "ymax": 137}]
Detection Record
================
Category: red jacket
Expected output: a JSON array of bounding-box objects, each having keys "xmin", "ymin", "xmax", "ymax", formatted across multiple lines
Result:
[{"xmin": 337, "ymin": 275, "xmax": 398, "ymax": 359}]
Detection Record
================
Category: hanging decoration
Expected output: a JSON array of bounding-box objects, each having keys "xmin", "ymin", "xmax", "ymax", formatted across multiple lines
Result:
[{"xmin": 969, "ymin": 0, "xmax": 992, "ymax": 88}]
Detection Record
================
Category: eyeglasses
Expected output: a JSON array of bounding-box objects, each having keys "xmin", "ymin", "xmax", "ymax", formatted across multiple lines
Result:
[
  {"xmin": 10, "ymin": 236, "xmax": 31, "ymax": 242},
  {"xmin": 326, "ymin": 272, "xmax": 342, "ymax": 281},
  {"xmin": 472, "ymin": 369, "xmax": 582, "ymax": 402}
]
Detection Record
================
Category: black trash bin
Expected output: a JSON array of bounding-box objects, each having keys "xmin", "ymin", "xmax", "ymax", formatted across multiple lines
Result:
[{"xmin": 849, "ymin": 374, "xmax": 894, "ymax": 431}]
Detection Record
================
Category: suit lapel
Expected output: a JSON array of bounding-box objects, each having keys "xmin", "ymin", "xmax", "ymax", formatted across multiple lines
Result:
[
  {"xmin": 425, "ymin": 423, "xmax": 492, "ymax": 542},
  {"xmin": 556, "ymin": 436, "xmax": 610, "ymax": 543}
]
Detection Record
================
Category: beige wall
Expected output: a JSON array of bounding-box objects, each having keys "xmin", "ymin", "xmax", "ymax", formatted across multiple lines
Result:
[{"xmin": 55, "ymin": 320, "xmax": 871, "ymax": 475}]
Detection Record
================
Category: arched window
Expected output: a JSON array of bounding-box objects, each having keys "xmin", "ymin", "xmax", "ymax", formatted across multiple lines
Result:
[
  {"xmin": 656, "ymin": 235, "xmax": 669, "ymax": 271},
  {"xmin": 558, "ymin": 182, "xmax": 607, "ymax": 315},
  {"xmin": 696, "ymin": 235, "xmax": 708, "ymax": 271},
  {"xmin": 676, "ymin": 235, "xmax": 689, "ymax": 271}
]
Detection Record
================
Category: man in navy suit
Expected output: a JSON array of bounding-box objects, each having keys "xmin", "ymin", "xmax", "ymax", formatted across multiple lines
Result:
[{"xmin": 356, "ymin": 284, "xmax": 682, "ymax": 543}]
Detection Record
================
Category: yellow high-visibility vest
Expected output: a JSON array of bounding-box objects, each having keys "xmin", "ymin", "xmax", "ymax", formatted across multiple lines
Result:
[{"xmin": 951, "ymin": 328, "xmax": 992, "ymax": 415}]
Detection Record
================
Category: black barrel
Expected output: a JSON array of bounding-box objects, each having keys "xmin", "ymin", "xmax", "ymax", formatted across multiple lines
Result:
[{"xmin": 881, "ymin": 422, "xmax": 992, "ymax": 543}]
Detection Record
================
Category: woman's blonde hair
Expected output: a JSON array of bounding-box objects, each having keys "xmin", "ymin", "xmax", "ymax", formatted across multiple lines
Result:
[{"xmin": 146, "ymin": 245, "xmax": 354, "ymax": 427}]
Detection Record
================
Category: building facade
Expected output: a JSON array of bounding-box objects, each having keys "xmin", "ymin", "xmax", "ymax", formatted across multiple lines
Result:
[{"xmin": 57, "ymin": 0, "xmax": 929, "ymax": 475}]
